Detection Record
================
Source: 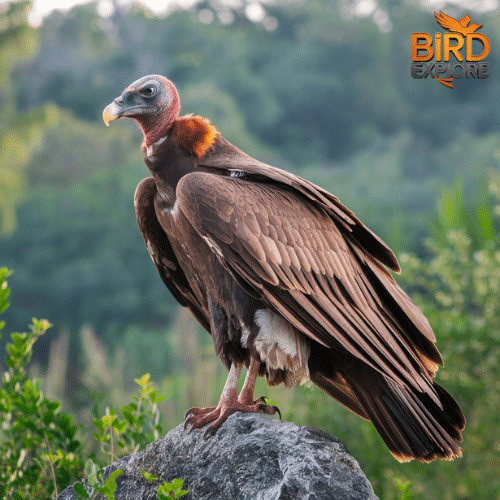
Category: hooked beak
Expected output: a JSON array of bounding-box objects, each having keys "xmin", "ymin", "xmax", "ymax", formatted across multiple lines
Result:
[
  {"xmin": 103, "ymin": 93, "xmax": 146, "ymax": 126},
  {"xmin": 103, "ymin": 100, "xmax": 124, "ymax": 126}
]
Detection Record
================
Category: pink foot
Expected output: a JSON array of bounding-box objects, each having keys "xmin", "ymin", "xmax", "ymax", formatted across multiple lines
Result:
[{"xmin": 184, "ymin": 398, "xmax": 280, "ymax": 436}]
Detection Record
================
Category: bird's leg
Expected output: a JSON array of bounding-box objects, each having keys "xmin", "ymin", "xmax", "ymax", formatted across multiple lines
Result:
[
  {"xmin": 237, "ymin": 357, "xmax": 260, "ymax": 404},
  {"xmin": 184, "ymin": 358, "xmax": 280, "ymax": 436},
  {"xmin": 238, "ymin": 357, "xmax": 281, "ymax": 419},
  {"xmin": 184, "ymin": 362, "xmax": 241, "ymax": 429}
]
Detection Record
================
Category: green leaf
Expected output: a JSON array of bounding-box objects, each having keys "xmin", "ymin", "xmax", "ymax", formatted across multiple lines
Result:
[
  {"xmin": 394, "ymin": 478, "xmax": 413, "ymax": 500},
  {"xmin": 171, "ymin": 478, "xmax": 184, "ymax": 489},
  {"xmin": 73, "ymin": 483, "xmax": 89, "ymax": 498},
  {"xmin": 112, "ymin": 420, "xmax": 128, "ymax": 434},
  {"xmin": 157, "ymin": 478, "xmax": 189, "ymax": 499},
  {"xmin": 84, "ymin": 459, "xmax": 100, "ymax": 484},
  {"xmin": 98, "ymin": 469, "xmax": 123, "ymax": 500},
  {"xmin": 141, "ymin": 469, "xmax": 158, "ymax": 482},
  {"xmin": 134, "ymin": 373, "xmax": 151, "ymax": 387},
  {"xmin": 68, "ymin": 439, "xmax": 81, "ymax": 451},
  {"xmin": 92, "ymin": 433, "xmax": 110, "ymax": 443},
  {"xmin": 31, "ymin": 317, "xmax": 52, "ymax": 332},
  {"xmin": 0, "ymin": 268, "xmax": 12, "ymax": 315},
  {"xmin": 43, "ymin": 410, "xmax": 55, "ymax": 426},
  {"xmin": 11, "ymin": 332, "xmax": 26, "ymax": 346},
  {"xmin": 47, "ymin": 400, "xmax": 60, "ymax": 412},
  {"xmin": 149, "ymin": 391, "xmax": 165, "ymax": 404},
  {"xmin": 156, "ymin": 483, "xmax": 173, "ymax": 500},
  {"xmin": 100, "ymin": 412, "xmax": 117, "ymax": 429},
  {"xmin": 92, "ymin": 418, "xmax": 106, "ymax": 432}
]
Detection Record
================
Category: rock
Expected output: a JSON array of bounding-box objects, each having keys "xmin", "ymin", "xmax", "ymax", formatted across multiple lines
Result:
[{"xmin": 57, "ymin": 413, "xmax": 378, "ymax": 500}]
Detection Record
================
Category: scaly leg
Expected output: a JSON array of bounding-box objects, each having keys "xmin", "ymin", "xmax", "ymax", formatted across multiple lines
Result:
[
  {"xmin": 238, "ymin": 357, "xmax": 260, "ymax": 405},
  {"xmin": 184, "ymin": 358, "xmax": 280, "ymax": 435}
]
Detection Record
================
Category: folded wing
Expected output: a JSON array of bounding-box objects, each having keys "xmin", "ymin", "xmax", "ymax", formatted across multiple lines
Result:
[{"xmin": 177, "ymin": 171, "xmax": 442, "ymax": 397}]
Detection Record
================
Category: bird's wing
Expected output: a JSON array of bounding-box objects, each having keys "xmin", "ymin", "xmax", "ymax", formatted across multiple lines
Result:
[
  {"xmin": 199, "ymin": 136, "xmax": 401, "ymax": 274},
  {"xmin": 134, "ymin": 177, "xmax": 210, "ymax": 331},
  {"xmin": 177, "ymin": 171, "xmax": 443, "ymax": 396},
  {"xmin": 434, "ymin": 11, "xmax": 459, "ymax": 32}
]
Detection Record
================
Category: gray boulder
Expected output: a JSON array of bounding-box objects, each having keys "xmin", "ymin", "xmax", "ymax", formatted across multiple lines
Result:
[{"xmin": 57, "ymin": 413, "xmax": 378, "ymax": 500}]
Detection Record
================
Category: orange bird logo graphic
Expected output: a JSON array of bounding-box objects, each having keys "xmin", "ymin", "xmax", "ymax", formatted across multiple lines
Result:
[
  {"xmin": 434, "ymin": 11, "xmax": 483, "ymax": 37},
  {"xmin": 431, "ymin": 11, "xmax": 485, "ymax": 88},
  {"xmin": 411, "ymin": 12, "xmax": 489, "ymax": 89}
]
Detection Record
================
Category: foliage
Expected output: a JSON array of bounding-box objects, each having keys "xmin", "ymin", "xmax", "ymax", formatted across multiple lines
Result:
[
  {"xmin": 394, "ymin": 169, "xmax": 500, "ymax": 499},
  {"xmin": 0, "ymin": 268, "xmax": 84, "ymax": 499},
  {"xmin": 139, "ymin": 470, "xmax": 189, "ymax": 499},
  {"xmin": 0, "ymin": 268, "xmax": 187, "ymax": 500},
  {"xmin": 1, "ymin": 161, "xmax": 177, "ymax": 337},
  {"xmin": 0, "ymin": 2, "xmax": 59, "ymax": 235},
  {"xmin": 395, "ymin": 479, "xmax": 413, "ymax": 500},
  {"xmin": 12, "ymin": 1, "xmax": 500, "ymax": 167},
  {"xmin": 92, "ymin": 373, "xmax": 164, "ymax": 462},
  {"xmin": 4, "ymin": 0, "xmax": 500, "ymax": 338},
  {"xmin": 74, "ymin": 464, "xmax": 123, "ymax": 500},
  {"xmin": 0, "ymin": 269, "xmax": 188, "ymax": 499},
  {"xmin": 156, "ymin": 478, "xmax": 189, "ymax": 500},
  {"xmin": 74, "ymin": 374, "xmax": 186, "ymax": 499}
]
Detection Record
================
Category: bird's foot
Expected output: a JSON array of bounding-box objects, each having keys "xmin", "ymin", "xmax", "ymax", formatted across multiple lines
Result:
[{"xmin": 184, "ymin": 397, "xmax": 280, "ymax": 436}]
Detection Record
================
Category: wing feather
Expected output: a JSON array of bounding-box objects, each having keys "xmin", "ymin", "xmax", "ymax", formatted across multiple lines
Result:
[
  {"xmin": 200, "ymin": 136, "xmax": 400, "ymax": 272},
  {"xmin": 177, "ymin": 172, "xmax": 442, "ymax": 392},
  {"xmin": 134, "ymin": 177, "xmax": 210, "ymax": 331}
]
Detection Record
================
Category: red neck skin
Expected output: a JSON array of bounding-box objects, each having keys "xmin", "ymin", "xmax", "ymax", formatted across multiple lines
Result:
[{"xmin": 139, "ymin": 79, "xmax": 180, "ymax": 148}]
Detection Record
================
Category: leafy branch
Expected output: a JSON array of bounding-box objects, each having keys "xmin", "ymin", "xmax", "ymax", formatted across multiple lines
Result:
[
  {"xmin": 0, "ymin": 268, "xmax": 84, "ymax": 499},
  {"xmin": 0, "ymin": 267, "xmax": 188, "ymax": 499}
]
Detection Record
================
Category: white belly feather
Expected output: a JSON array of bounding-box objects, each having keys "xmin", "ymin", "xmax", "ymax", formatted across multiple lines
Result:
[{"xmin": 243, "ymin": 309, "xmax": 311, "ymax": 387}]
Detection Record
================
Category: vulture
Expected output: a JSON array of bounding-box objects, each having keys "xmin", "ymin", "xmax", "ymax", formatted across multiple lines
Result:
[{"xmin": 103, "ymin": 75, "xmax": 465, "ymax": 462}]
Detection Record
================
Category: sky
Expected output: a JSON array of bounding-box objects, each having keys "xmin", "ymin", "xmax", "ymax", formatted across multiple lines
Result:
[
  {"xmin": 27, "ymin": 0, "xmax": 185, "ymax": 25},
  {"xmin": 0, "ymin": 0, "xmax": 198, "ymax": 25},
  {"xmin": 1, "ymin": 0, "xmax": 498, "ymax": 27}
]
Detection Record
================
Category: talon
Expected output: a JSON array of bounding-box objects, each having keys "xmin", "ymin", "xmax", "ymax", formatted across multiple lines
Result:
[
  {"xmin": 184, "ymin": 407, "xmax": 197, "ymax": 422},
  {"xmin": 184, "ymin": 406, "xmax": 219, "ymax": 432},
  {"xmin": 182, "ymin": 360, "xmax": 281, "ymax": 436},
  {"xmin": 184, "ymin": 406, "xmax": 215, "ymax": 420},
  {"xmin": 253, "ymin": 396, "xmax": 268, "ymax": 405},
  {"xmin": 184, "ymin": 416, "xmax": 196, "ymax": 432},
  {"xmin": 256, "ymin": 403, "xmax": 281, "ymax": 420},
  {"xmin": 204, "ymin": 424, "xmax": 218, "ymax": 438}
]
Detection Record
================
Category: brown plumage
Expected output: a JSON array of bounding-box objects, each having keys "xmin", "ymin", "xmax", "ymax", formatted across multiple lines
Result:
[{"xmin": 103, "ymin": 75, "xmax": 465, "ymax": 462}]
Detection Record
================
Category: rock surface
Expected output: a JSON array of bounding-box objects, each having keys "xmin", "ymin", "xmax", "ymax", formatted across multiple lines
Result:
[{"xmin": 57, "ymin": 413, "xmax": 378, "ymax": 500}]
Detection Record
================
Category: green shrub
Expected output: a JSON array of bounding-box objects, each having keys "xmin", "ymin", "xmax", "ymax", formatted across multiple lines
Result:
[
  {"xmin": 0, "ymin": 268, "xmax": 186, "ymax": 500},
  {"xmin": 0, "ymin": 268, "xmax": 84, "ymax": 499}
]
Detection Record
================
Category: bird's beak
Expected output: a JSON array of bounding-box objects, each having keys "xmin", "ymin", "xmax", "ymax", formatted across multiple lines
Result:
[{"xmin": 103, "ymin": 99, "xmax": 124, "ymax": 126}]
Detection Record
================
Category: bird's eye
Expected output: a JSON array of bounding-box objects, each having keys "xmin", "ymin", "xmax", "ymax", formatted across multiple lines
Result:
[{"xmin": 141, "ymin": 86, "xmax": 157, "ymax": 97}]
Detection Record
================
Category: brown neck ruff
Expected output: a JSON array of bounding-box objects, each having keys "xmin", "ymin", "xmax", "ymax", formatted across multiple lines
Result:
[{"xmin": 169, "ymin": 115, "xmax": 218, "ymax": 159}]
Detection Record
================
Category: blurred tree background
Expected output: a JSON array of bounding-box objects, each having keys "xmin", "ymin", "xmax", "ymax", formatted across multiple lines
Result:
[{"xmin": 1, "ymin": 0, "xmax": 500, "ymax": 498}]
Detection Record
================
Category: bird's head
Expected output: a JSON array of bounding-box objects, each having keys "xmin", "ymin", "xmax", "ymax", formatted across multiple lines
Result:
[{"xmin": 103, "ymin": 75, "xmax": 180, "ymax": 147}]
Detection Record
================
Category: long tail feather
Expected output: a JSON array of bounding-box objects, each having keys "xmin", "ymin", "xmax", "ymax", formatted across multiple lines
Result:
[{"xmin": 346, "ymin": 372, "xmax": 465, "ymax": 462}]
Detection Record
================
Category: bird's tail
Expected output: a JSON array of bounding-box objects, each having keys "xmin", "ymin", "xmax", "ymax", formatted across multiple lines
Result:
[{"xmin": 344, "ymin": 372, "xmax": 465, "ymax": 462}]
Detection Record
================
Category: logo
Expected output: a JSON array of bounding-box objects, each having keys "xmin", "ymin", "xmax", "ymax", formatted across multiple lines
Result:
[{"xmin": 411, "ymin": 11, "xmax": 490, "ymax": 88}]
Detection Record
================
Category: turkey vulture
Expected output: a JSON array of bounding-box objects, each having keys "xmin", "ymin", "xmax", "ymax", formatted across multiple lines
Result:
[{"xmin": 103, "ymin": 75, "xmax": 465, "ymax": 462}]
